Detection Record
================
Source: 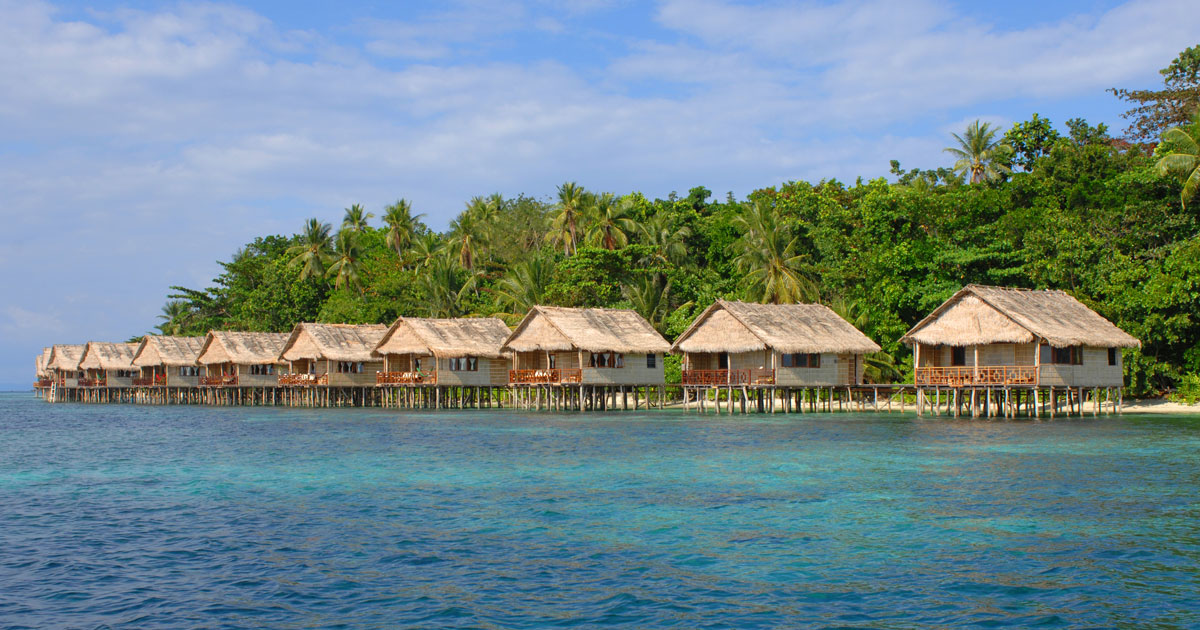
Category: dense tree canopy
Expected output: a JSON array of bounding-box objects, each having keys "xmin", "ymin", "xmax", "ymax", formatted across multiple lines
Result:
[{"xmin": 158, "ymin": 50, "xmax": 1200, "ymax": 396}]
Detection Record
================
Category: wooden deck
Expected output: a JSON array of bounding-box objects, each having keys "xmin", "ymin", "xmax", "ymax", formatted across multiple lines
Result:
[
  {"xmin": 200, "ymin": 375, "xmax": 238, "ymax": 387},
  {"xmin": 915, "ymin": 366, "xmax": 1038, "ymax": 387},
  {"xmin": 377, "ymin": 370, "xmax": 437, "ymax": 385},
  {"xmin": 509, "ymin": 368, "xmax": 583, "ymax": 385},
  {"xmin": 278, "ymin": 373, "xmax": 328, "ymax": 386},
  {"xmin": 681, "ymin": 368, "xmax": 775, "ymax": 386}
]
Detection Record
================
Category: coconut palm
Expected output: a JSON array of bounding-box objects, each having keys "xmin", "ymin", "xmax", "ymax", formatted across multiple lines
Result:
[
  {"xmin": 1155, "ymin": 112, "xmax": 1200, "ymax": 208},
  {"xmin": 342, "ymin": 203, "xmax": 374, "ymax": 232},
  {"xmin": 732, "ymin": 200, "xmax": 818, "ymax": 304},
  {"xmin": 417, "ymin": 258, "xmax": 466, "ymax": 318},
  {"xmin": 584, "ymin": 193, "xmax": 638, "ymax": 250},
  {"xmin": 326, "ymin": 229, "xmax": 365, "ymax": 293},
  {"xmin": 622, "ymin": 276, "xmax": 677, "ymax": 333},
  {"xmin": 410, "ymin": 233, "xmax": 445, "ymax": 269},
  {"xmin": 944, "ymin": 120, "xmax": 1013, "ymax": 184},
  {"xmin": 382, "ymin": 199, "xmax": 425, "ymax": 258},
  {"xmin": 638, "ymin": 212, "xmax": 691, "ymax": 267},
  {"xmin": 156, "ymin": 300, "xmax": 192, "ymax": 335},
  {"xmin": 546, "ymin": 182, "xmax": 589, "ymax": 256},
  {"xmin": 286, "ymin": 218, "xmax": 334, "ymax": 281},
  {"xmin": 829, "ymin": 296, "xmax": 900, "ymax": 384},
  {"xmin": 448, "ymin": 197, "xmax": 495, "ymax": 271},
  {"xmin": 492, "ymin": 254, "xmax": 554, "ymax": 317}
]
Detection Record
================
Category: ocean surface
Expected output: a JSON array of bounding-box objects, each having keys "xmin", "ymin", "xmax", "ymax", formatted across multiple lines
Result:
[{"xmin": 1, "ymin": 393, "xmax": 1198, "ymax": 629}]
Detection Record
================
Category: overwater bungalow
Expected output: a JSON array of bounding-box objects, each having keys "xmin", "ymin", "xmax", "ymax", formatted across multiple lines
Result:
[
  {"xmin": 77, "ymin": 342, "xmax": 139, "ymax": 388},
  {"xmin": 34, "ymin": 347, "xmax": 52, "ymax": 389},
  {"xmin": 131, "ymin": 335, "xmax": 206, "ymax": 387},
  {"xmin": 196, "ymin": 331, "xmax": 290, "ymax": 387},
  {"xmin": 277, "ymin": 323, "xmax": 387, "ymax": 387},
  {"xmin": 901, "ymin": 285, "xmax": 1139, "ymax": 389},
  {"xmin": 671, "ymin": 299, "xmax": 882, "ymax": 387},
  {"xmin": 501, "ymin": 306, "xmax": 670, "ymax": 386},
  {"xmin": 47, "ymin": 344, "xmax": 85, "ymax": 388},
  {"xmin": 374, "ymin": 317, "xmax": 512, "ymax": 387}
]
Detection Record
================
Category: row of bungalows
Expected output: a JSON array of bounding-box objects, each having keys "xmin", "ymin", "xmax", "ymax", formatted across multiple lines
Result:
[{"xmin": 33, "ymin": 286, "xmax": 1139, "ymax": 415}]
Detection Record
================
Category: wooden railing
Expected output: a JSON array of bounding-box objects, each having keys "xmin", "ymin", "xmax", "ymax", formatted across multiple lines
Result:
[
  {"xmin": 278, "ymin": 373, "xmax": 328, "ymax": 386},
  {"xmin": 78, "ymin": 377, "xmax": 107, "ymax": 387},
  {"xmin": 682, "ymin": 368, "xmax": 776, "ymax": 386},
  {"xmin": 200, "ymin": 374, "xmax": 239, "ymax": 387},
  {"xmin": 509, "ymin": 368, "xmax": 583, "ymax": 384},
  {"xmin": 915, "ymin": 366, "xmax": 1039, "ymax": 387},
  {"xmin": 34, "ymin": 379, "xmax": 52, "ymax": 388},
  {"xmin": 377, "ymin": 370, "xmax": 437, "ymax": 385},
  {"xmin": 132, "ymin": 375, "xmax": 166, "ymax": 386}
]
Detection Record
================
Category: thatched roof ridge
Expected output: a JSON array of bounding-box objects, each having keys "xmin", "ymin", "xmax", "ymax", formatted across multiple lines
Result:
[
  {"xmin": 48, "ymin": 344, "xmax": 85, "ymax": 371},
  {"xmin": 280, "ymin": 323, "xmax": 388, "ymax": 362},
  {"xmin": 36, "ymin": 348, "xmax": 51, "ymax": 377},
  {"xmin": 197, "ymin": 331, "xmax": 290, "ymax": 365},
  {"xmin": 132, "ymin": 335, "xmax": 206, "ymax": 367},
  {"xmin": 375, "ymin": 317, "xmax": 511, "ymax": 359},
  {"xmin": 502, "ymin": 306, "xmax": 670, "ymax": 354},
  {"xmin": 671, "ymin": 300, "xmax": 881, "ymax": 354},
  {"xmin": 901, "ymin": 284, "xmax": 1140, "ymax": 348},
  {"xmin": 79, "ymin": 342, "xmax": 139, "ymax": 370}
]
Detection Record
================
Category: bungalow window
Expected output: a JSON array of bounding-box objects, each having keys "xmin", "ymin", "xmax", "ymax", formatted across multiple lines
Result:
[
  {"xmin": 1108, "ymin": 348, "xmax": 1118, "ymax": 366},
  {"xmin": 1040, "ymin": 344, "xmax": 1083, "ymax": 365},
  {"xmin": 250, "ymin": 364, "xmax": 275, "ymax": 375},
  {"xmin": 647, "ymin": 353, "xmax": 657, "ymax": 368},
  {"xmin": 178, "ymin": 366, "xmax": 198, "ymax": 376},
  {"xmin": 336, "ymin": 361, "xmax": 365, "ymax": 373},
  {"xmin": 448, "ymin": 357, "xmax": 478, "ymax": 371},
  {"xmin": 413, "ymin": 358, "xmax": 422, "ymax": 371},
  {"xmin": 548, "ymin": 354, "xmax": 557, "ymax": 369},
  {"xmin": 718, "ymin": 353, "xmax": 729, "ymax": 369},
  {"xmin": 114, "ymin": 369, "xmax": 133, "ymax": 378},
  {"xmin": 782, "ymin": 353, "xmax": 821, "ymax": 368},
  {"xmin": 950, "ymin": 347, "xmax": 967, "ymax": 367},
  {"xmin": 589, "ymin": 352, "xmax": 624, "ymax": 368}
]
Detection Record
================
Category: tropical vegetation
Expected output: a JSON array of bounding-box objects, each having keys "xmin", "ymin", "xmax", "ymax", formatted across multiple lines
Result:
[{"xmin": 156, "ymin": 46, "xmax": 1200, "ymax": 397}]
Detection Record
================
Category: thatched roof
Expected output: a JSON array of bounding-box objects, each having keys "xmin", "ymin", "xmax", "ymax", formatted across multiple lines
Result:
[
  {"xmin": 78, "ymin": 342, "xmax": 139, "ymax": 370},
  {"xmin": 280, "ymin": 323, "xmax": 389, "ymax": 362},
  {"xmin": 197, "ymin": 331, "xmax": 290, "ymax": 365},
  {"xmin": 901, "ymin": 285, "xmax": 1140, "ymax": 349},
  {"xmin": 131, "ymin": 335, "xmax": 206, "ymax": 367},
  {"xmin": 375, "ymin": 317, "xmax": 511, "ymax": 359},
  {"xmin": 671, "ymin": 300, "xmax": 881, "ymax": 355},
  {"xmin": 502, "ymin": 306, "xmax": 670, "ymax": 354},
  {"xmin": 47, "ymin": 344, "xmax": 85, "ymax": 371},
  {"xmin": 36, "ymin": 348, "xmax": 50, "ymax": 377}
]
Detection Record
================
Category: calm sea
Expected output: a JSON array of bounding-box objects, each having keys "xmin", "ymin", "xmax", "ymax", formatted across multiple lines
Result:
[{"xmin": 1, "ymin": 392, "xmax": 1198, "ymax": 628}]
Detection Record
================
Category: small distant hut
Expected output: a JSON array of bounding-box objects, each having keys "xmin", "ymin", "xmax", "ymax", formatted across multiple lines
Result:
[
  {"xmin": 671, "ymin": 300, "xmax": 882, "ymax": 387},
  {"xmin": 196, "ymin": 331, "xmax": 290, "ymax": 387},
  {"xmin": 501, "ymin": 306, "xmax": 670, "ymax": 386},
  {"xmin": 131, "ymin": 335, "xmax": 206, "ymax": 387},
  {"xmin": 374, "ymin": 317, "xmax": 512, "ymax": 387},
  {"xmin": 34, "ymin": 347, "xmax": 52, "ymax": 387},
  {"xmin": 47, "ymin": 344, "xmax": 86, "ymax": 387},
  {"xmin": 901, "ymin": 285, "xmax": 1140, "ymax": 388},
  {"xmin": 77, "ymin": 342, "xmax": 139, "ymax": 387},
  {"xmin": 277, "ymin": 323, "xmax": 388, "ymax": 386}
]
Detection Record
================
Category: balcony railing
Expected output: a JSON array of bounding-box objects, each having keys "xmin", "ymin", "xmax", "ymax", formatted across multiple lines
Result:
[
  {"xmin": 132, "ymin": 375, "xmax": 166, "ymax": 387},
  {"xmin": 509, "ymin": 368, "xmax": 583, "ymax": 384},
  {"xmin": 78, "ymin": 377, "xmax": 107, "ymax": 387},
  {"xmin": 278, "ymin": 373, "xmax": 328, "ymax": 386},
  {"xmin": 377, "ymin": 370, "xmax": 437, "ymax": 385},
  {"xmin": 682, "ymin": 368, "xmax": 776, "ymax": 386},
  {"xmin": 200, "ymin": 374, "xmax": 239, "ymax": 387},
  {"xmin": 34, "ymin": 379, "xmax": 52, "ymax": 388},
  {"xmin": 915, "ymin": 366, "xmax": 1039, "ymax": 387}
]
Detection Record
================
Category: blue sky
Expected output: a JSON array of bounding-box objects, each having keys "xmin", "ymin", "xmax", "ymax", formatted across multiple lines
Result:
[{"xmin": 1, "ymin": 0, "xmax": 1197, "ymax": 389}]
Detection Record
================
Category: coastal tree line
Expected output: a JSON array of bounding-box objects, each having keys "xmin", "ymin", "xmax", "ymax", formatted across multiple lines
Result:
[{"xmin": 158, "ymin": 46, "xmax": 1200, "ymax": 397}]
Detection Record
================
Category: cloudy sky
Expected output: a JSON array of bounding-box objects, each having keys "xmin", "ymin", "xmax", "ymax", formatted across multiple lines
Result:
[{"xmin": 2, "ymin": 0, "xmax": 1197, "ymax": 388}]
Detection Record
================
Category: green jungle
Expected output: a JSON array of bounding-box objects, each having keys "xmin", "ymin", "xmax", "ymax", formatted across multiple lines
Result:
[{"xmin": 156, "ymin": 46, "xmax": 1200, "ymax": 398}]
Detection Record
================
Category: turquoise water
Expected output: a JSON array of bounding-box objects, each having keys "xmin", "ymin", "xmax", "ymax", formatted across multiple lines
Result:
[{"xmin": 1, "ymin": 393, "xmax": 1198, "ymax": 628}]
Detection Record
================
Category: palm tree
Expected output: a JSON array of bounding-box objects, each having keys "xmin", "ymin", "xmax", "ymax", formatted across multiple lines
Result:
[
  {"xmin": 326, "ymin": 229, "xmax": 365, "ymax": 293},
  {"xmin": 156, "ymin": 300, "xmax": 192, "ymax": 335},
  {"xmin": 417, "ymin": 258, "xmax": 465, "ymax": 318},
  {"xmin": 622, "ymin": 276, "xmax": 677, "ymax": 333},
  {"xmin": 1155, "ymin": 112, "xmax": 1200, "ymax": 208},
  {"xmin": 492, "ymin": 254, "xmax": 554, "ymax": 317},
  {"xmin": 638, "ymin": 212, "xmax": 691, "ymax": 267},
  {"xmin": 732, "ymin": 200, "xmax": 818, "ymax": 304},
  {"xmin": 944, "ymin": 120, "xmax": 1012, "ymax": 184},
  {"xmin": 342, "ymin": 203, "xmax": 373, "ymax": 232},
  {"xmin": 829, "ymin": 296, "xmax": 900, "ymax": 384},
  {"xmin": 410, "ymin": 233, "xmax": 445, "ymax": 269},
  {"xmin": 547, "ymin": 182, "xmax": 589, "ymax": 256},
  {"xmin": 448, "ymin": 197, "xmax": 494, "ymax": 271},
  {"xmin": 584, "ymin": 193, "xmax": 638, "ymax": 250},
  {"xmin": 382, "ymin": 199, "xmax": 425, "ymax": 258},
  {"xmin": 286, "ymin": 218, "xmax": 334, "ymax": 281}
]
